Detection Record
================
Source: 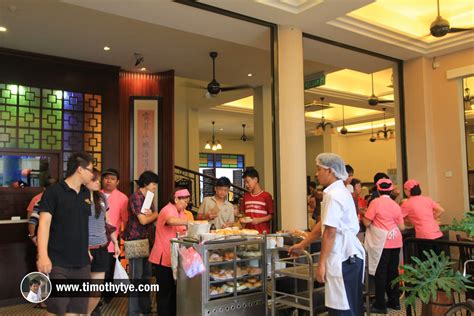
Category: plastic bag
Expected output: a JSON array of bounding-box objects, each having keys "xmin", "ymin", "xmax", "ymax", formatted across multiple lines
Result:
[
  {"xmin": 113, "ymin": 258, "xmax": 130, "ymax": 283},
  {"xmin": 179, "ymin": 246, "xmax": 206, "ymax": 278}
]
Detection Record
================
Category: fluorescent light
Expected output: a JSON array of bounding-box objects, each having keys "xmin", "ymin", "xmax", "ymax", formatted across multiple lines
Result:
[
  {"xmin": 0, "ymin": 26, "xmax": 7, "ymax": 32},
  {"xmin": 103, "ymin": 46, "xmax": 110, "ymax": 51}
]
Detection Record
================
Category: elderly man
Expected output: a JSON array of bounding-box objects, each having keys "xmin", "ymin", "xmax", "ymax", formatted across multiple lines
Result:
[{"xmin": 289, "ymin": 153, "xmax": 365, "ymax": 316}]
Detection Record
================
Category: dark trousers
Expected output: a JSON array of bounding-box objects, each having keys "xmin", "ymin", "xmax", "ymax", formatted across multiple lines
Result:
[
  {"xmin": 328, "ymin": 257, "xmax": 364, "ymax": 316},
  {"xmin": 154, "ymin": 264, "xmax": 176, "ymax": 316},
  {"xmin": 128, "ymin": 257, "xmax": 152, "ymax": 316},
  {"xmin": 374, "ymin": 248, "xmax": 400, "ymax": 309}
]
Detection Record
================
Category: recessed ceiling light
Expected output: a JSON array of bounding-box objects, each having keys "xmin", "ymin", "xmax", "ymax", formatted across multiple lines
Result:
[
  {"xmin": 103, "ymin": 46, "xmax": 110, "ymax": 51},
  {"xmin": 219, "ymin": 128, "xmax": 224, "ymax": 131},
  {"xmin": 247, "ymin": 73, "xmax": 253, "ymax": 77},
  {"xmin": 0, "ymin": 26, "xmax": 7, "ymax": 32},
  {"xmin": 140, "ymin": 67, "xmax": 147, "ymax": 71}
]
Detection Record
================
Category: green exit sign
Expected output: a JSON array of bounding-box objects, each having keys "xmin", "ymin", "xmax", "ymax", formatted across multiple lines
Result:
[{"xmin": 304, "ymin": 74, "xmax": 326, "ymax": 90}]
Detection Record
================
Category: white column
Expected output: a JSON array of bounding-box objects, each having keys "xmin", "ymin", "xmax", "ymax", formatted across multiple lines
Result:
[
  {"xmin": 253, "ymin": 85, "xmax": 274, "ymax": 195},
  {"xmin": 277, "ymin": 26, "xmax": 307, "ymax": 230}
]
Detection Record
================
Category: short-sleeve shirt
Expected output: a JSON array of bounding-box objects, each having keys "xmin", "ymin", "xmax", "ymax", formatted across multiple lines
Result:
[
  {"xmin": 198, "ymin": 196, "xmax": 234, "ymax": 229},
  {"xmin": 88, "ymin": 194, "xmax": 108, "ymax": 246},
  {"xmin": 365, "ymin": 195, "xmax": 403, "ymax": 248},
  {"xmin": 149, "ymin": 203, "xmax": 187, "ymax": 267},
  {"xmin": 38, "ymin": 181, "xmax": 90, "ymax": 268},
  {"xmin": 102, "ymin": 189, "xmax": 128, "ymax": 252},
  {"xmin": 123, "ymin": 190, "xmax": 156, "ymax": 241},
  {"xmin": 240, "ymin": 191, "xmax": 273, "ymax": 233},
  {"xmin": 321, "ymin": 180, "xmax": 364, "ymax": 261},
  {"xmin": 401, "ymin": 195, "xmax": 443, "ymax": 239}
]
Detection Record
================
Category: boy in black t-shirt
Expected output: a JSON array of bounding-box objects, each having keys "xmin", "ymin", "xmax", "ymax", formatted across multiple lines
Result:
[{"xmin": 37, "ymin": 152, "xmax": 95, "ymax": 315}]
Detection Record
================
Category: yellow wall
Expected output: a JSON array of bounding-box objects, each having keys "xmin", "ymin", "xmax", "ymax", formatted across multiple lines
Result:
[
  {"xmin": 306, "ymin": 133, "xmax": 397, "ymax": 183},
  {"xmin": 404, "ymin": 47, "xmax": 474, "ymax": 223}
]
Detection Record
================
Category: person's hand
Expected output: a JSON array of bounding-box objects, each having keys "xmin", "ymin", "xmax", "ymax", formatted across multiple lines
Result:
[
  {"xmin": 30, "ymin": 236, "xmax": 38, "ymax": 246},
  {"xmin": 207, "ymin": 213, "xmax": 218, "ymax": 220},
  {"xmin": 251, "ymin": 218, "xmax": 260, "ymax": 225},
  {"xmin": 142, "ymin": 208, "xmax": 152, "ymax": 216},
  {"xmin": 37, "ymin": 255, "xmax": 52, "ymax": 274},
  {"xmin": 288, "ymin": 243, "xmax": 305, "ymax": 257},
  {"xmin": 113, "ymin": 241, "xmax": 121, "ymax": 258},
  {"xmin": 316, "ymin": 263, "xmax": 326, "ymax": 283}
]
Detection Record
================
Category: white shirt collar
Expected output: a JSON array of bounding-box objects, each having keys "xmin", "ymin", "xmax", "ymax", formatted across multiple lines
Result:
[{"xmin": 323, "ymin": 179, "xmax": 345, "ymax": 193}]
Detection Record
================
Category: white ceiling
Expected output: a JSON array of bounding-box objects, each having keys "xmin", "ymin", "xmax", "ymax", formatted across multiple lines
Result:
[{"xmin": 0, "ymin": 0, "xmax": 470, "ymax": 139}]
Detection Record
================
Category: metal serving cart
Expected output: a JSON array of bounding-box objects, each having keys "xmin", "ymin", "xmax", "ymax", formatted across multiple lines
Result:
[{"xmin": 173, "ymin": 236, "xmax": 266, "ymax": 316}]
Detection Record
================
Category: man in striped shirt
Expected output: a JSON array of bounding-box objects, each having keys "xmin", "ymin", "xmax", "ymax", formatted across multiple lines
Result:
[{"xmin": 240, "ymin": 167, "xmax": 273, "ymax": 233}]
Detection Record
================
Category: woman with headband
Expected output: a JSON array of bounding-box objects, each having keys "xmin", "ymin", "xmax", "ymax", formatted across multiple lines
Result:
[
  {"xmin": 149, "ymin": 188, "xmax": 190, "ymax": 316},
  {"xmin": 362, "ymin": 178, "xmax": 405, "ymax": 314},
  {"xmin": 401, "ymin": 179, "xmax": 445, "ymax": 257}
]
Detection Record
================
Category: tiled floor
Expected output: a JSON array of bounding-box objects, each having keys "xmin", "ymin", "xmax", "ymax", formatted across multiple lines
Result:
[{"xmin": 0, "ymin": 297, "xmax": 421, "ymax": 316}]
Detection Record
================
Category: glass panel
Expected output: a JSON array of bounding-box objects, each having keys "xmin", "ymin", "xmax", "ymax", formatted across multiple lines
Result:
[
  {"xmin": 84, "ymin": 133, "xmax": 101, "ymax": 152},
  {"xmin": 92, "ymin": 152, "xmax": 101, "ymax": 170},
  {"xmin": 19, "ymin": 86, "xmax": 41, "ymax": 107},
  {"xmin": 84, "ymin": 94, "xmax": 102, "ymax": 113},
  {"xmin": 0, "ymin": 84, "xmax": 18, "ymax": 105},
  {"xmin": 63, "ymin": 111, "xmax": 84, "ymax": 131},
  {"xmin": 41, "ymin": 109, "xmax": 62, "ymax": 130},
  {"xmin": 0, "ymin": 127, "xmax": 17, "ymax": 148},
  {"xmin": 18, "ymin": 107, "xmax": 40, "ymax": 128},
  {"xmin": 63, "ymin": 91, "xmax": 84, "ymax": 111},
  {"xmin": 0, "ymin": 155, "xmax": 52, "ymax": 187},
  {"xmin": 42, "ymin": 89, "xmax": 63, "ymax": 109},
  {"xmin": 18, "ymin": 128, "xmax": 40, "ymax": 149},
  {"xmin": 84, "ymin": 113, "xmax": 102, "ymax": 132},
  {"xmin": 63, "ymin": 131, "xmax": 83, "ymax": 151},
  {"xmin": 0, "ymin": 105, "xmax": 17, "ymax": 127},
  {"xmin": 41, "ymin": 130, "xmax": 62, "ymax": 150}
]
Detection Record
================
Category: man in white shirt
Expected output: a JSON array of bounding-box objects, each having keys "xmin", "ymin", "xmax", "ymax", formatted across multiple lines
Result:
[
  {"xmin": 26, "ymin": 279, "xmax": 42, "ymax": 303},
  {"xmin": 197, "ymin": 177, "xmax": 234, "ymax": 229},
  {"xmin": 290, "ymin": 153, "xmax": 365, "ymax": 316}
]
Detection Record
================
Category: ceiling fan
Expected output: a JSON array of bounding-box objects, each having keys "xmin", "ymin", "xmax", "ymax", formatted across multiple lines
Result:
[
  {"xmin": 429, "ymin": 0, "xmax": 474, "ymax": 37},
  {"xmin": 304, "ymin": 98, "xmax": 330, "ymax": 112},
  {"xmin": 198, "ymin": 52, "xmax": 252, "ymax": 97},
  {"xmin": 368, "ymin": 73, "xmax": 394, "ymax": 106},
  {"xmin": 339, "ymin": 104, "xmax": 361, "ymax": 135},
  {"xmin": 369, "ymin": 121, "xmax": 377, "ymax": 143}
]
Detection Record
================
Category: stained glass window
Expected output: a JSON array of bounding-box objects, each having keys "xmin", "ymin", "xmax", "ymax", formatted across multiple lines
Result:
[
  {"xmin": 0, "ymin": 83, "xmax": 102, "ymax": 169},
  {"xmin": 199, "ymin": 153, "xmax": 245, "ymax": 169}
]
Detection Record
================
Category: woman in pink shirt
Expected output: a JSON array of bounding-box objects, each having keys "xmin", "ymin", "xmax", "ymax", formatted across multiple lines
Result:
[
  {"xmin": 401, "ymin": 179, "xmax": 445, "ymax": 256},
  {"xmin": 362, "ymin": 179, "xmax": 405, "ymax": 313},
  {"xmin": 149, "ymin": 188, "xmax": 190, "ymax": 316}
]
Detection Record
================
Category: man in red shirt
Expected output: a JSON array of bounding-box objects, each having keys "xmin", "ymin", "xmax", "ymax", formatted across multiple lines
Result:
[{"xmin": 240, "ymin": 167, "xmax": 273, "ymax": 233}]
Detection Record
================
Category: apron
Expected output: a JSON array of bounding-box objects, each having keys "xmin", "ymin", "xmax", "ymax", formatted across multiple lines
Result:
[
  {"xmin": 364, "ymin": 225, "xmax": 388, "ymax": 276},
  {"xmin": 324, "ymin": 230, "xmax": 365, "ymax": 310}
]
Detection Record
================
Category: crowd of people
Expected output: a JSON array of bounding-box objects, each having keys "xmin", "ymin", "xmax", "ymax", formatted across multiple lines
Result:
[
  {"xmin": 26, "ymin": 150, "xmax": 445, "ymax": 316},
  {"xmin": 29, "ymin": 152, "xmax": 273, "ymax": 316},
  {"xmin": 301, "ymin": 154, "xmax": 445, "ymax": 315}
]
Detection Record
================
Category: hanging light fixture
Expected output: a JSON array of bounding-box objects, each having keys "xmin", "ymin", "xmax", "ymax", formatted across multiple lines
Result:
[
  {"xmin": 369, "ymin": 121, "xmax": 377, "ymax": 143},
  {"xmin": 340, "ymin": 104, "xmax": 348, "ymax": 135},
  {"xmin": 464, "ymin": 79, "xmax": 474, "ymax": 110},
  {"xmin": 240, "ymin": 124, "xmax": 248, "ymax": 142},
  {"xmin": 314, "ymin": 97, "xmax": 334, "ymax": 135},
  {"xmin": 204, "ymin": 121, "xmax": 222, "ymax": 151},
  {"xmin": 377, "ymin": 108, "xmax": 394, "ymax": 140}
]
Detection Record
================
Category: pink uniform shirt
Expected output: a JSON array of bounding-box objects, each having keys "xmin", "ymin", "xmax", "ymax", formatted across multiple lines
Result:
[
  {"xmin": 102, "ymin": 189, "xmax": 129, "ymax": 253},
  {"xmin": 149, "ymin": 203, "xmax": 187, "ymax": 267},
  {"xmin": 365, "ymin": 195, "xmax": 403, "ymax": 249},
  {"xmin": 401, "ymin": 195, "xmax": 443, "ymax": 239}
]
